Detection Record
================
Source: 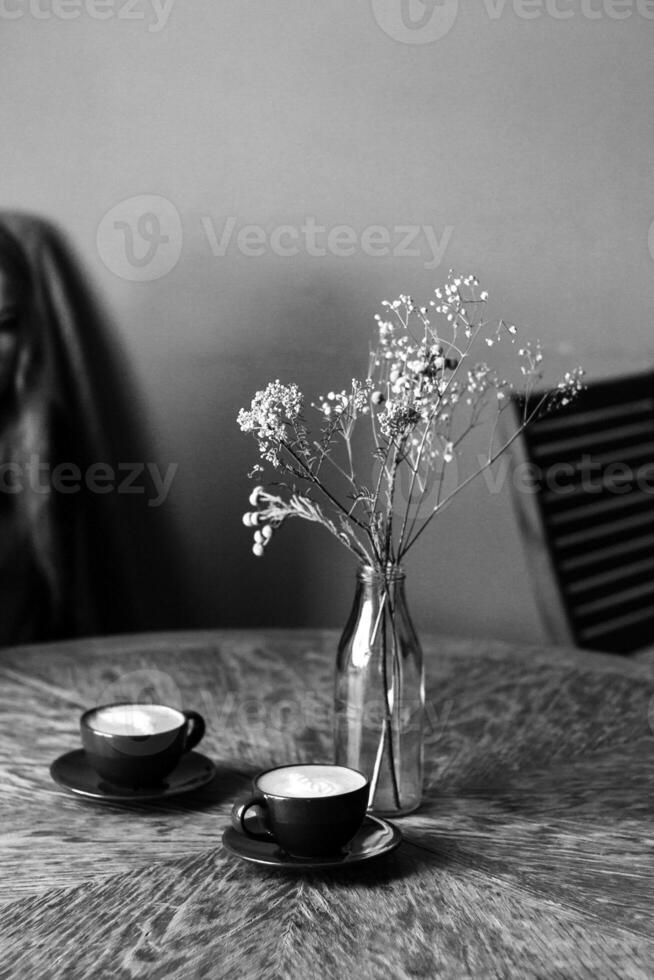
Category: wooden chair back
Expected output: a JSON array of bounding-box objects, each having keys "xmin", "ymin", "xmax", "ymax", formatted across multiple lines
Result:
[{"xmin": 507, "ymin": 371, "xmax": 654, "ymax": 653}]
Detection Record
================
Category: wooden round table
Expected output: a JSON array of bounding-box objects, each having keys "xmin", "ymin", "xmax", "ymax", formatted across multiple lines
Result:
[{"xmin": 0, "ymin": 630, "xmax": 652, "ymax": 978}]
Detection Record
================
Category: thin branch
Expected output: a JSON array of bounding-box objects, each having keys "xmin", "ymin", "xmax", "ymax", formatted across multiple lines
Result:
[
  {"xmin": 281, "ymin": 441, "xmax": 369, "ymax": 534},
  {"xmin": 312, "ymin": 440, "xmax": 359, "ymax": 491},
  {"xmin": 403, "ymin": 392, "xmax": 551, "ymax": 555}
]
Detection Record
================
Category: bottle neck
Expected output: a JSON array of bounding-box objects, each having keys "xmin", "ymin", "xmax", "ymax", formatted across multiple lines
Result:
[{"xmin": 356, "ymin": 564, "xmax": 406, "ymax": 596}]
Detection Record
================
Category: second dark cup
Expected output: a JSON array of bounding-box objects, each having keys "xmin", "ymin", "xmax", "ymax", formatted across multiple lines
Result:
[{"xmin": 80, "ymin": 702, "xmax": 205, "ymax": 788}]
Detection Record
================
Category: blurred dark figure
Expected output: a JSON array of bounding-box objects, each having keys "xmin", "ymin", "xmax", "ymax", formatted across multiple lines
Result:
[
  {"xmin": 0, "ymin": 224, "xmax": 64, "ymax": 642},
  {"xmin": 0, "ymin": 214, "xmax": 189, "ymax": 647}
]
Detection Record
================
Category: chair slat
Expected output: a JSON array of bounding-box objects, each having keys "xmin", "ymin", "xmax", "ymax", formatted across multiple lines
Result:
[
  {"xmin": 543, "ymin": 472, "xmax": 635, "ymax": 503},
  {"xmin": 565, "ymin": 554, "xmax": 654, "ymax": 595},
  {"xmin": 531, "ymin": 419, "xmax": 654, "ymax": 460},
  {"xmin": 554, "ymin": 509, "xmax": 654, "ymax": 550},
  {"xmin": 538, "ymin": 440, "xmax": 654, "ymax": 472},
  {"xmin": 579, "ymin": 605, "xmax": 654, "ymax": 643},
  {"xmin": 560, "ymin": 532, "xmax": 654, "ymax": 573},
  {"xmin": 548, "ymin": 490, "xmax": 653, "ymax": 527},
  {"xmin": 525, "ymin": 398, "xmax": 654, "ymax": 436},
  {"xmin": 575, "ymin": 580, "xmax": 654, "ymax": 618}
]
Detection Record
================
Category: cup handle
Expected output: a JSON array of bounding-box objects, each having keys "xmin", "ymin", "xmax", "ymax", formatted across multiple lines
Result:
[
  {"xmin": 182, "ymin": 710, "xmax": 205, "ymax": 752},
  {"xmin": 231, "ymin": 796, "xmax": 276, "ymax": 843}
]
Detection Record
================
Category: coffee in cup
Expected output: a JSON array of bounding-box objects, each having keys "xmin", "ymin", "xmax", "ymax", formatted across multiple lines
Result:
[
  {"xmin": 80, "ymin": 702, "xmax": 205, "ymax": 788},
  {"xmin": 231, "ymin": 763, "xmax": 369, "ymax": 857}
]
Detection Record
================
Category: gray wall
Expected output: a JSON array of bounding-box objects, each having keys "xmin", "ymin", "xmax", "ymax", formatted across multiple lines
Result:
[{"xmin": 3, "ymin": 1, "xmax": 654, "ymax": 641}]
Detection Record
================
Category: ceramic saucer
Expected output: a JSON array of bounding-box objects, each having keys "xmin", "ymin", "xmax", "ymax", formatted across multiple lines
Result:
[
  {"xmin": 50, "ymin": 749, "xmax": 216, "ymax": 802},
  {"xmin": 222, "ymin": 814, "xmax": 402, "ymax": 869}
]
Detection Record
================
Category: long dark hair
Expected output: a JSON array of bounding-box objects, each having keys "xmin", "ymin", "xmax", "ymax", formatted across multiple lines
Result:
[{"xmin": 0, "ymin": 226, "xmax": 63, "ymax": 632}]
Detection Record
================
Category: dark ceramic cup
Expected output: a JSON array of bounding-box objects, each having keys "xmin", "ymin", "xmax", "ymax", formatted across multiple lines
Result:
[
  {"xmin": 231, "ymin": 763, "xmax": 369, "ymax": 857},
  {"xmin": 80, "ymin": 702, "xmax": 205, "ymax": 788}
]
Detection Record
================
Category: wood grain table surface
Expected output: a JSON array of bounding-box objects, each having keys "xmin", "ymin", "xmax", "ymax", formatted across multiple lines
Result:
[{"xmin": 0, "ymin": 629, "xmax": 652, "ymax": 980}]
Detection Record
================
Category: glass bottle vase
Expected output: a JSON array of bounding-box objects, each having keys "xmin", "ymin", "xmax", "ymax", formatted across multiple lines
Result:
[{"xmin": 334, "ymin": 565, "xmax": 424, "ymax": 816}]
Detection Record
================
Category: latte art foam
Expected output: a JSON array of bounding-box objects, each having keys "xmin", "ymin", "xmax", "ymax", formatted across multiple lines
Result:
[
  {"xmin": 257, "ymin": 765, "xmax": 366, "ymax": 798},
  {"xmin": 88, "ymin": 704, "xmax": 184, "ymax": 736}
]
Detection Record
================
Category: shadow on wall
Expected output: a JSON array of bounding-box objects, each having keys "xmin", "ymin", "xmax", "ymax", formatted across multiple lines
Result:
[{"xmin": 0, "ymin": 212, "xmax": 194, "ymax": 640}]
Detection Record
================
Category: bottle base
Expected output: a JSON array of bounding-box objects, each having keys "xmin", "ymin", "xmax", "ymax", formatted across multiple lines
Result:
[{"xmin": 368, "ymin": 800, "xmax": 421, "ymax": 818}]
